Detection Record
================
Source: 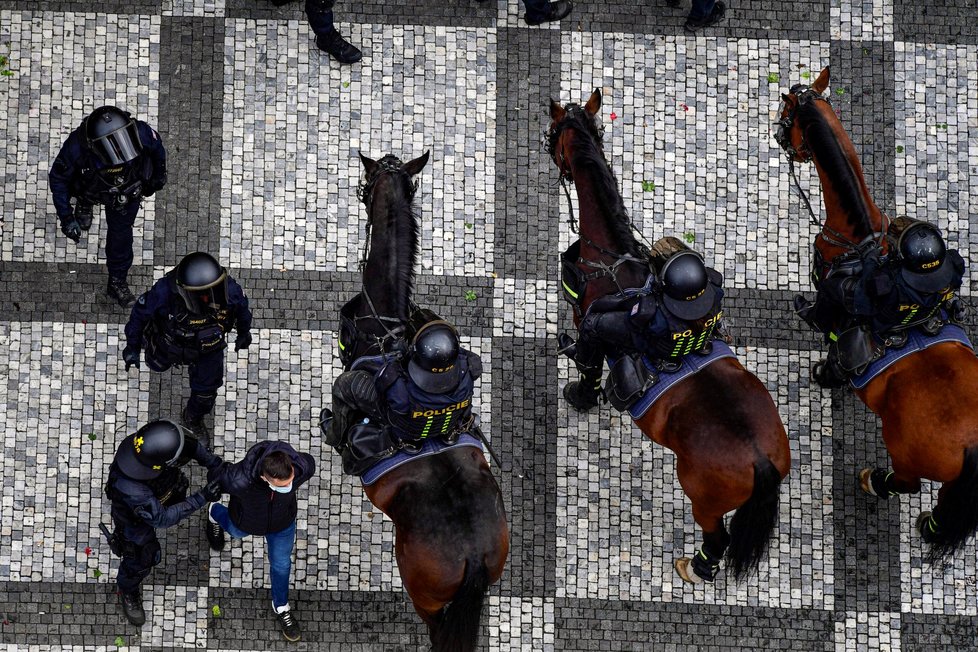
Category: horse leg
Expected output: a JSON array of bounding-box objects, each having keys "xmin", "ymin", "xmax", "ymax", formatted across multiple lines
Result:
[
  {"xmin": 674, "ymin": 505, "xmax": 730, "ymax": 585},
  {"xmin": 858, "ymin": 466, "xmax": 921, "ymax": 499}
]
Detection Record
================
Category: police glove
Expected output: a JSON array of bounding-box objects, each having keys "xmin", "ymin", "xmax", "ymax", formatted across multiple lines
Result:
[
  {"xmin": 122, "ymin": 345, "xmax": 141, "ymax": 371},
  {"xmin": 234, "ymin": 331, "xmax": 253, "ymax": 352},
  {"xmin": 60, "ymin": 217, "xmax": 82, "ymax": 243},
  {"xmin": 200, "ymin": 480, "xmax": 223, "ymax": 503}
]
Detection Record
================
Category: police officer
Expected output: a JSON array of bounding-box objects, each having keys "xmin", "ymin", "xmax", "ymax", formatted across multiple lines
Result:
[
  {"xmin": 268, "ymin": 0, "xmax": 361, "ymax": 63},
  {"xmin": 104, "ymin": 419, "xmax": 223, "ymax": 625},
  {"xmin": 805, "ymin": 221, "xmax": 965, "ymax": 388},
  {"xmin": 123, "ymin": 252, "xmax": 253, "ymax": 431},
  {"xmin": 323, "ymin": 319, "xmax": 481, "ymax": 468},
  {"xmin": 49, "ymin": 106, "xmax": 167, "ymax": 307},
  {"xmin": 562, "ymin": 246, "xmax": 725, "ymax": 411}
]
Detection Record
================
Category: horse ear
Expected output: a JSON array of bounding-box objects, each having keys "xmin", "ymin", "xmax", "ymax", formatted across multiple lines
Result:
[
  {"xmin": 359, "ymin": 151, "xmax": 377, "ymax": 176},
  {"xmin": 403, "ymin": 150, "xmax": 430, "ymax": 176},
  {"xmin": 549, "ymin": 99, "xmax": 566, "ymax": 122},
  {"xmin": 584, "ymin": 88, "xmax": 602, "ymax": 116},
  {"xmin": 812, "ymin": 66, "xmax": 830, "ymax": 94},
  {"xmin": 781, "ymin": 93, "xmax": 797, "ymax": 109}
]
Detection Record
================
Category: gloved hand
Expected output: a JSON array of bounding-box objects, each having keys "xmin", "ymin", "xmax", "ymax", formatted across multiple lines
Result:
[
  {"xmin": 60, "ymin": 217, "xmax": 81, "ymax": 243},
  {"xmin": 234, "ymin": 331, "xmax": 253, "ymax": 352},
  {"xmin": 865, "ymin": 269, "xmax": 893, "ymax": 299},
  {"xmin": 122, "ymin": 345, "xmax": 141, "ymax": 371},
  {"xmin": 200, "ymin": 480, "xmax": 223, "ymax": 503},
  {"xmin": 143, "ymin": 179, "xmax": 164, "ymax": 198}
]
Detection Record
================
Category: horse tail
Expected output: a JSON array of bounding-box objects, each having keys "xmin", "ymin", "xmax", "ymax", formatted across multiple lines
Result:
[
  {"xmin": 726, "ymin": 457, "xmax": 783, "ymax": 581},
  {"xmin": 431, "ymin": 558, "xmax": 489, "ymax": 652},
  {"xmin": 927, "ymin": 446, "xmax": 978, "ymax": 566}
]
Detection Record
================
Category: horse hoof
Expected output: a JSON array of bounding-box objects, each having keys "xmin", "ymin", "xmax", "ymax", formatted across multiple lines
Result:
[
  {"xmin": 858, "ymin": 468, "xmax": 877, "ymax": 496},
  {"xmin": 674, "ymin": 558, "xmax": 700, "ymax": 585}
]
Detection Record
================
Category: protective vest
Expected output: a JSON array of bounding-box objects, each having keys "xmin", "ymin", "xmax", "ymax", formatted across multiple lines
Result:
[
  {"xmin": 378, "ymin": 352, "xmax": 478, "ymax": 443},
  {"xmin": 104, "ymin": 464, "xmax": 189, "ymax": 512},
  {"xmin": 74, "ymin": 157, "xmax": 150, "ymax": 207},
  {"xmin": 649, "ymin": 300, "xmax": 723, "ymax": 361},
  {"xmin": 874, "ymin": 275, "xmax": 954, "ymax": 332},
  {"xmin": 151, "ymin": 278, "xmax": 232, "ymax": 364}
]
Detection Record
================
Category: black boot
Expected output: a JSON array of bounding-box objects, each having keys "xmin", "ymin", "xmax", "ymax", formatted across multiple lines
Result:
[
  {"xmin": 525, "ymin": 0, "xmax": 573, "ymax": 25},
  {"xmin": 684, "ymin": 0, "xmax": 726, "ymax": 33},
  {"xmin": 119, "ymin": 591, "xmax": 146, "ymax": 626},
  {"xmin": 205, "ymin": 504, "xmax": 226, "ymax": 552},
  {"xmin": 812, "ymin": 358, "xmax": 847, "ymax": 389},
  {"xmin": 182, "ymin": 407, "xmax": 206, "ymax": 434},
  {"xmin": 315, "ymin": 30, "xmax": 363, "ymax": 64},
  {"xmin": 107, "ymin": 277, "xmax": 136, "ymax": 308},
  {"xmin": 75, "ymin": 203, "xmax": 94, "ymax": 231},
  {"xmin": 563, "ymin": 380, "xmax": 601, "ymax": 412}
]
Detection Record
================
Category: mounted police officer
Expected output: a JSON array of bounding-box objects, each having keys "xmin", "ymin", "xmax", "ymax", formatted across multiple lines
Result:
[
  {"xmin": 799, "ymin": 219, "xmax": 965, "ymax": 388},
  {"xmin": 103, "ymin": 419, "xmax": 223, "ymax": 625},
  {"xmin": 49, "ymin": 106, "xmax": 167, "ymax": 307},
  {"xmin": 322, "ymin": 316, "xmax": 482, "ymax": 475},
  {"xmin": 123, "ymin": 252, "xmax": 253, "ymax": 431},
  {"xmin": 561, "ymin": 237, "xmax": 725, "ymax": 412}
]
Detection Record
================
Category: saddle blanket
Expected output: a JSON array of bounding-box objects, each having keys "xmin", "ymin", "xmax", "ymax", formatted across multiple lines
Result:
[
  {"xmin": 849, "ymin": 324, "xmax": 973, "ymax": 390},
  {"xmin": 360, "ymin": 433, "xmax": 484, "ymax": 486},
  {"xmin": 614, "ymin": 341, "xmax": 737, "ymax": 420}
]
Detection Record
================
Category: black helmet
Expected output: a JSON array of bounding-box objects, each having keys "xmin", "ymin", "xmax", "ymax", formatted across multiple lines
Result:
[
  {"xmin": 898, "ymin": 222, "xmax": 955, "ymax": 293},
  {"xmin": 408, "ymin": 321, "xmax": 461, "ymax": 394},
  {"xmin": 660, "ymin": 251, "xmax": 717, "ymax": 320},
  {"xmin": 85, "ymin": 106, "xmax": 142, "ymax": 166},
  {"xmin": 115, "ymin": 420, "xmax": 187, "ymax": 480},
  {"xmin": 175, "ymin": 252, "xmax": 228, "ymax": 314}
]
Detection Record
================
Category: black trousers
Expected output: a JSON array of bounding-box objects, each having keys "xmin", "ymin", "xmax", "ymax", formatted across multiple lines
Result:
[{"xmin": 111, "ymin": 502, "xmax": 161, "ymax": 595}]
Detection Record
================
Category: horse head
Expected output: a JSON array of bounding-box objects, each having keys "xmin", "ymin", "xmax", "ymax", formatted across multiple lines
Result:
[
  {"xmin": 546, "ymin": 88, "xmax": 604, "ymax": 180},
  {"xmin": 355, "ymin": 150, "xmax": 430, "ymax": 333},
  {"xmin": 775, "ymin": 66, "xmax": 889, "ymax": 277}
]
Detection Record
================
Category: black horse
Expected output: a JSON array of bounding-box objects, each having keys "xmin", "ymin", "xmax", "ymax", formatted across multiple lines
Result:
[{"xmin": 339, "ymin": 152, "xmax": 509, "ymax": 652}]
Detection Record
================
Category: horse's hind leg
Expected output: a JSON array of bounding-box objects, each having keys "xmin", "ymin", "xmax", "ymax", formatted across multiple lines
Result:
[
  {"xmin": 858, "ymin": 466, "xmax": 921, "ymax": 499},
  {"xmin": 674, "ymin": 505, "xmax": 730, "ymax": 585}
]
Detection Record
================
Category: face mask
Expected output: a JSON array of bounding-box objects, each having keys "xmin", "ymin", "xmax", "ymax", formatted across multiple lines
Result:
[{"xmin": 266, "ymin": 480, "xmax": 292, "ymax": 494}]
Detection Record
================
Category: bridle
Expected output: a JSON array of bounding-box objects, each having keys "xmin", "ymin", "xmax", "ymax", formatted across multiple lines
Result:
[
  {"xmin": 546, "ymin": 105, "xmax": 653, "ymax": 294},
  {"xmin": 354, "ymin": 155, "xmax": 421, "ymax": 347},
  {"xmin": 775, "ymin": 84, "xmax": 889, "ymax": 254}
]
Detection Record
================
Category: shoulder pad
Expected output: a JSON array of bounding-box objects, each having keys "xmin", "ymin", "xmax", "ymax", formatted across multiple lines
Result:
[{"xmin": 465, "ymin": 351, "xmax": 483, "ymax": 380}]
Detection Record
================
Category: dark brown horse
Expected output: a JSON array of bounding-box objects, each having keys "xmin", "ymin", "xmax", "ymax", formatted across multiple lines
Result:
[
  {"xmin": 778, "ymin": 67, "xmax": 978, "ymax": 564},
  {"xmin": 345, "ymin": 152, "xmax": 508, "ymax": 650},
  {"xmin": 549, "ymin": 90, "xmax": 790, "ymax": 583}
]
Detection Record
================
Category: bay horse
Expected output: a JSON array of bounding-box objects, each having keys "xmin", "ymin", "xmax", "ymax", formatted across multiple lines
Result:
[
  {"xmin": 777, "ymin": 67, "xmax": 978, "ymax": 564},
  {"xmin": 548, "ymin": 89, "xmax": 790, "ymax": 583},
  {"xmin": 336, "ymin": 152, "xmax": 509, "ymax": 650}
]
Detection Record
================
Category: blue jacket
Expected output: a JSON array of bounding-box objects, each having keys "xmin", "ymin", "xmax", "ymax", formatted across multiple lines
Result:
[
  {"xmin": 49, "ymin": 120, "xmax": 167, "ymax": 219},
  {"xmin": 210, "ymin": 441, "xmax": 316, "ymax": 536},
  {"xmin": 108, "ymin": 438, "xmax": 221, "ymax": 530},
  {"xmin": 125, "ymin": 273, "xmax": 252, "ymax": 350}
]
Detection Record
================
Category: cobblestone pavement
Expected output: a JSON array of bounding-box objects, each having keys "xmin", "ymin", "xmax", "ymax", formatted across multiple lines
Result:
[{"xmin": 2, "ymin": 0, "xmax": 978, "ymax": 650}]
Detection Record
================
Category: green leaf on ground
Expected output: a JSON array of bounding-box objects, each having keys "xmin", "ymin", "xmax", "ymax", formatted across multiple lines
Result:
[
  {"xmin": 211, "ymin": 604, "xmax": 222, "ymax": 617},
  {"xmin": 767, "ymin": 72, "xmax": 780, "ymax": 83},
  {"xmin": 641, "ymin": 180, "xmax": 655, "ymax": 192},
  {"xmin": 937, "ymin": 123, "xmax": 948, "ymax": 130},
  {"xmin": 464, "ymin": 290, "xmax": 477, "ymax": 302},
  {"xmin": 683, "ymin": 232, "xmax": 696, "ymax": 244},
  {"xmin": 896, "ymin": 145, "xmax": 904, "ymax": 154},
  {"xmin": 342, "ymin": 81, "xmax": 350, "ymax": 88},
  {"xmin": 800, "ymin": 71, "xmax": 811, "ymax": 80},
  {"xmin": 87, "ymin": 433, "xmax": 97, "ymax": 441},
  {"xmin": 835, "ymin": 88, "xmax": 845, "ymax": 96},
  {"xmin": 114, "ymin": 636, "xmax": 126, "ymax": 647},
  {"xmin": 464, "ymin": 222, "xmax": 473, "ymax": 229},
  {"xmin": 93, "ymin": 569, "xmax": 102, "ymax": 578}
]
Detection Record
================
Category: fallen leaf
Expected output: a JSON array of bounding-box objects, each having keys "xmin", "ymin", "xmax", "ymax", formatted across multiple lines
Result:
[
  {"xmin": 609, "ymin": 112, "xmax": 618, "ymax": 121},
  {"xmin": 87, "ymin": 433, "xmax": 97, "ymax": 441},
  {"xmin": 767, "ymin": 72, "xmax": 780, "ymax": 83},
  {"xmin": 211, "ymin": 604, "xmax": 222, "ymax": 617},
  {"xmin": 114, "ymin": 636, "xmax": 125, "ymax": 647},
  {"xmin": 93, "ymin": 569, "xmax": 102, "ymax": 579},
  {"xmin": 84, "ymin": 547, "xmax": 92, "ymax": 555}
]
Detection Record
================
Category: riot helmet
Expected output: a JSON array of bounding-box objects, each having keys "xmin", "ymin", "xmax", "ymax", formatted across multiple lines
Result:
[
  {"xmin": 85, "ymin": 106, "xmax": 143, "ymax": 166},
  {"xmin": 115, "ymin": 419, "xmax": 189, "ymax": 480},
  {"xmin": 897, "ymin": 222, "xmax": 955, "ymax": 293},
  {"xmin": 659, "ymin": 251, "xmax": 717, "ymax": 321},
  {"xmin": 175, "ymin": 252, "xmax": 228, "ymax": 314},
  {"xmin": 407, "ymin": 321, "xmax": 462, "ymax": 394}
]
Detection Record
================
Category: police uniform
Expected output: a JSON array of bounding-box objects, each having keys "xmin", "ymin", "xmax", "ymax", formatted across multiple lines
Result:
[
  {"xmin": 104, "ymin": 421, "xmax": 222, "ymax": 625},
  {"xmin": 324, "ymin": 318, "xmax": 480, "ymax": 475},
  {"xmin": 49, "ymin": 109, "xmax": 166, "ymax": 302},
  {"xmin": 124, "ymin": 265, "xmax": 252, "ymax": 428},
  {"xmin": 561, "ymin": 242, "xmax": 725, "ymax": 411}
]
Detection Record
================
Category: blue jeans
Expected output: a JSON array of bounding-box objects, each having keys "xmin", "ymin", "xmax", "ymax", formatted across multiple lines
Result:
[
  {"xmin": 689, "ymin": 0, "xmax": 716, "ymax": 21},
  {"xmin": 211, "ymin": 504, "xmax": 296, "ymax": 609}
]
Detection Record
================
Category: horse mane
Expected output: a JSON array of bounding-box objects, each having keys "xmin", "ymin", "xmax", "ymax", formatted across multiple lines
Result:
[
  {"xmin": 363, "ymin": 172, "xmax": 420, "ymax": 321},
  {"xmin": 564, "ymin": 110, "xmax": 644, "ymax": 257},
  {"xmin": 798, "ymin": 101, "xmax": 877, "ymax": 236}
]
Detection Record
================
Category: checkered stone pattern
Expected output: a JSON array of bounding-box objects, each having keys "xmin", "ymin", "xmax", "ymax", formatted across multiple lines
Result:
[
  {"xmin": 220, "ymin": 21, "xmax": 496, "ymax": 277},
  {"xmin": 4, "ymin": 0, "xmax": 978, "ymax": 649},
  {"xmin": 0, "ymin": 11, "xmax": 159, "ymax": 269}
]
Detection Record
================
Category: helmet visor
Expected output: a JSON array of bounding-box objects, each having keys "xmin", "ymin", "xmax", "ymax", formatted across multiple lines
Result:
[
  {"xmin": 91, "ymin": 121, "xmax": 142, "ymax": 166},
  {"xmin": 177, "ymin": 271, "xmax": 228, "ymax": 314}
]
